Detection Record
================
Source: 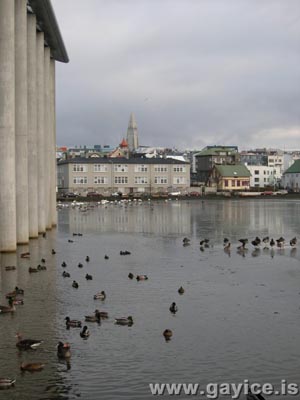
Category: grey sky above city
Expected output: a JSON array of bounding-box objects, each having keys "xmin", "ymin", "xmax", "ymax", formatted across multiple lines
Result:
[{"xmin": 52, "ymin": 0, "xmax": 300, "ymax": 150}]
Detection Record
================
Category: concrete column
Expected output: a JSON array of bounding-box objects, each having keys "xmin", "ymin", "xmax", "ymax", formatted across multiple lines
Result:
[
  {"xmin": 15, "ymin": 0, "xmax": 29, "ymax": 244},
  {"xmin": 27, "ymin": 14, "xmax": 38, "ymax": 238},
  {"xmin": 44, "ymin": 46, "xmax": 52, "ymax": 230},
  {"xmin": 36, "ymin": 32, "xmax": 46, "ymax": 233},
  {"xmin": 0, "ymin": 1, "xmax": 17, "ymax": 252},
  {"xmin": 50, "ymin": 59, "xmax": 57, "ymax": 226}
]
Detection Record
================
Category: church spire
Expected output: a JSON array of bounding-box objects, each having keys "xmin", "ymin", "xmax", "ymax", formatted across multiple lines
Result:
[{"xmin": 126, "ymin": 113, "xmax": 139, "ymax": 152}]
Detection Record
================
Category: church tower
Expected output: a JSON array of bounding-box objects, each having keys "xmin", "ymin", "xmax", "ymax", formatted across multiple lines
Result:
[{"xmin": 126, "ymin": 113, "xmax": 139, "ymax": 152}]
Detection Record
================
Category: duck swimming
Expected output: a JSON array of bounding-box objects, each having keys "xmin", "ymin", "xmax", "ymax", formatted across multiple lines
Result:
[
  {"xmin": 115, "ymin": 316, "xmax": 133, "ymax": 326},
  {"xmin": 178, "ymin": 286, "xmax": 184, "ymax": 295},
  {"xmin": 62, "ymin": 271, "xmax": 70, "ymax": 278},
  {"xmin": 85, "ymin": 274, "xmax": 93, "ymax": 280},
  {"xmin": 51, "ymin": 249, "xmax": 56, "ymax": 254},
  {"xmin": 163, "ymin": 329, "xmax": 173, "ymax": 340},
  {"xmin": 57, "ymin": 342, "xmax": 71, "ymax": 359},
  {"xmin": 0, "ymin": 378, "xmax": 16, "ymax": 389},
  {"xmin": 16, "ymin": 333, "xmax": 43, "ymax": 350},
  {"xmin": 290, "ymin": 237, "xmax": 297, "ymax": 247},
  {"xmin": 169, "ymin": 302, "xmax": 178, "ymax": 314},
  {"xmin": 85, "ymin": 310, "xmax": 101, "ymax": 323},
  {"xmin": 72, "ymin": 281, "xmax": 79, "ymax": 289},
  {"xmin": 80, "ymin": 326, "xmax": 90, "ymax": 338},
  {"xmin": 128, "ymin": 273, "xmax": 134, "ymax": 279},
  {"xmin": 85, "ymin": 256, "xmax": 90, "ymax": 262},
  {"xmin": 93, "ymin": 291, "xmax": 106, "ymax": 300},
  {"xmin": 78, "ymin": 263, "xmax": 83, "ymax": 268},
  {"xmin": 136, "ymin": 275, "xmax": 148, "ymax": 281},
  {"xmin": 65, "ymin": 317, "xmax": 82, "ymax": 328},
  {"xmin": 61, "ymin": 261, "xmax": 67, "ymax": 267},
  {"xmin": 0, "ymin": 298, "xmax": 16, "ymax": 313},
  {"xmin": 104, "ymin": 255, "xmax": 109, "ymax": 260},
  {"xmin": 20, "ymin": 362, "xmax": 45, "ymax": 372}
]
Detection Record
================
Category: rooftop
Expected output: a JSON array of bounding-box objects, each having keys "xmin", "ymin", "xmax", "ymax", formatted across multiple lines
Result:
[
  {"xmin": 284, "ymin": 159, "xmax": 300, "ymax": 174},
  {"xmin": 58, "ymin": 157, "xmax": 189, "ymax": 165},
  {"xmin": 215, "ymin": 164, "xmax": 251, "ymax": 177},
  {"xmin": 28, "ymin": 0, "xmax": 69, "ymax": 63},
  {"xmin": 197, "ymin": 146, "xmax": 238, "ymax": 157}
]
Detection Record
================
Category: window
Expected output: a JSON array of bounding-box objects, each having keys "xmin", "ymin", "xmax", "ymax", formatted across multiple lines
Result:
[
  {"xmin": 237, "ymin": 180, "xmax": 240, "ymax": 187},
  {"xmin": 173, "ymin": 177, "xmax": 185, "ymax": 185},
  {"xmin": 114, "ymin": 164, "xmax": 128, "ymax": 172},
  {"xmin": 73, "ymin": 176, "xmax": 88, "ymax": 184},
  {"xmin": 254, "ymin": 170, "xmax": 259, "ymax": 175},
  {"xmin": 94, "ymin": 164, "xmax": 108, "ymax": 172},
  {"xmin": 73, "ymin": 164, "xmax": 87, "ymax": 172},
  {"xmin": 134, "ymin": 164, "xmax": 148, "ymax": 172},
  {"xmin": 154, "ymin": 176, "xmax": 168, "ymax": 184},
  {"xmin": 114, "ymin": 176, "xmax": 128, "ymax": 184},
  {"xmin": 231, "ymin": 180, "xmax": 236, "ymax": 187},
  {"xmin": 254, "ymin": 178, "xmax": 259, "ymax": 182},
  {"xmin": 94, "ymin": 176, "xmax": 108, "ymax": 184},
  {"xmin": 134, "ymin": 176, "xmax": 148, "ymax": 184},
  {"xmin": 173, "ymin": 166, "xmax": 186, "ymax": 172},
  {"xmin": 242, "ymin": 180, "xmax": 249, "ymax": 186},
  {"xmin": 225, "ymin": 180, "xmax": 229, "ymax": 187},
  {"xmin": 155, "ymin": 166, "xmax": 168, "ymax": 172}
]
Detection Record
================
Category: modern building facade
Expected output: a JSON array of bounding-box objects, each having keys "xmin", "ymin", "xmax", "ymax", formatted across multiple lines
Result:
[
  {"xmin": 57, "ymin": 157, "xmax": 190, "ymax": 195},
  {"xmin": 0, "ymin": 0, "xmax": 68, "ymax": 252},
  {"xmin": 245, "ymin": 165, "xmax": 280, "ymax": 189}
]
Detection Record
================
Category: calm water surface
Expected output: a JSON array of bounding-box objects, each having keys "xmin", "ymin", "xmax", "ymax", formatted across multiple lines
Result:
[{"xmin": 0, "ymin": 199, "xmax": 300, "ymax": 399}]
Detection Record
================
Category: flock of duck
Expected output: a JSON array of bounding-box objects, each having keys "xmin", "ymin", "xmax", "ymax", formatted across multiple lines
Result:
[{"xmin": 0, "ymin": 234, "xmax": 184, "ymax": 390}]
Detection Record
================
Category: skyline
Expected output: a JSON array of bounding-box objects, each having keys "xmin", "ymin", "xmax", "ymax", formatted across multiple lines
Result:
[{"xmin": 52, "ymin": 0, "xmax": 300, "ymax": 150}]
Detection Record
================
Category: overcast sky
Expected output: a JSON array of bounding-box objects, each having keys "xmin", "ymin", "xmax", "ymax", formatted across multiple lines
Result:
[{"xmin": 52, "ymin": 0, "xmax": 300, "ymax": 151}]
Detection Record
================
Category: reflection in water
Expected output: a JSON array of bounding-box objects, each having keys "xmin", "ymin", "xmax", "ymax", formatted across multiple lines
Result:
[{"xmin": 0, "ymin": 199, "xmax": 299, "ymax": 399}]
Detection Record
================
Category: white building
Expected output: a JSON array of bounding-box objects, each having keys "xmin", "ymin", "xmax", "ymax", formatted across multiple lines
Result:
[
  {"xmin": 282, "ymin": 160, "xmax": 300, "ymax": 192},
  {"xmin": 245, "ymin": 165, "xmax": 280, "ymax": 188}
]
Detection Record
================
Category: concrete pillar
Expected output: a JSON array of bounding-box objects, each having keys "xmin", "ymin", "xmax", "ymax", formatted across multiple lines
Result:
[
  {"xmin": 50, "ymin": 59, "xmax": 57, "ymax": 226},
  {"xmin": 44, "ymin": 46, "xmax": 52, "ymax": 230},
  {"xmin": 27, "ymin": 14, "xmax": 39, "ymax": 238},
  {"xmin": 15, "ymin": 0, "xmax": 29, "ymax": 244},
  {"xmin": 0, "ymin": 1, "xmax": 17, "ymax": 252},
  {"xmin": 36, "ymin": 32, "xmax": 46, "ymax": 233}
]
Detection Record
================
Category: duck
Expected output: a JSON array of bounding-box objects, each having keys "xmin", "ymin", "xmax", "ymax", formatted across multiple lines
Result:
[
  {"xmin": 15, "ymin": 333, "xmax": 43, "ymax": 350},
  {"xmin": 238, "ymin": 238, "xmax": 248, "ymax": 247},
  {"xmin": 93, "ymin": 291, "xmax": 106, "ymax": 300},
  {"xmin": 262, "ymin": 236, "xmax": 269, "ymax": 244},
  {"xmin": 42, "ymin": 232, "xmax": 46, "ymax": 238},
  {"xmin": 62, "ymin": 271, "xmax": 70, "ymax": 278},
  {"xmin": 0, "ymin": 298, "xmax": 16, "ymax": 313},
  {"xmin": 80, "ymin": 326, "xmax": 90, "ymax": 338},
  {"xmin": 72, "ymin": 281, "xmax": 79, "ymax": 289},
  {"xmin": 104, "ymin": 255, "xmax": 109, "ymax": 260},
  {"xmin": 65, "ymin": 317, "xmax": 82, "ymax": 328},
  {"xmin": 21, "ymin": 252, "xmax": 30, "ymax": 258},
  {"xmin": 37, "ymin": 264, "xmax": 46, "ymax": 271},
  {"xmin": 163, "ymin": 329, "xmax": 173, "ymax": 340},
  {"xmin": 85, "ymin": 274, "xmax": 93, "ymax": 280},
  {"xmin": 128, "ymin": 272, "xmax": 134, "ymax": 279},
  {"xmin": 136, "ymin": 275, "xmax": 148, "ymax": 281},
  {"xmin": 169, "ymin": 302, "xmax": 178, "ymax": 314},
  {"xmin": 270, "ymin": 238, "xmax": 275, "ymax": 247},
  {"xmin": 182, "ymin": 237, "xmax": 190, "ymax": 244},
  {"xmin": 115, "ymin": 316, "xmax": 133, "ymax": 326},
  {"xmin": 0, "ymin": 378, "xmax": 16, "ymax": 389},
  {"xmin": 85, "ymin": 310, "xmax": 101, "ymax": 323},
  {"xmin": 5, "ymin": 265, "xmax": 16, "ymax": 271},
  {"xmin": 61, "ymin": 261, "xmax": 67, "ymax": 267},
  {"xmin": 57, "ymin": 342, "xmax": 71, "ymax": 359},
  {"xmin": 13, "ymin": 299, "xmax": 24, "ymax": 305},
  {"xmin": 68, "ymin": 239, "xmax": 74, "ymax": 243},
  {"xmin": 178, "ymin": 286, "xmax": 184, "ymax": 295},
  {"xmin": 276, "ymin": 237, "xmax": 285, "ymax": 247},
  {"xmin": 41, "ymin": 258, "xmax": 46, "ymax": 263},
  {"xmin": 224, "ymin": 242, "xmax": 231, "ymax": 250},
  {"xmin": 6, "ymin": 287, "xmax": 24, "ymax": 298},
  {"xmin": 290, "ymin": 237, "xmax": 297, "ymax": 247},
  {"xmin": 78, "ymin": 263, "xmax": 83, "ymax": 268},
  {"xmin": 223, "ymin": 238, "xmax": 229, "ymax": 245},
  {"xmin": 20, "ymin": 362, "xmax": 45, "ymax": 372},
  {"xmin": 51, "ymin": 249, "xmax": 56, "ymax": 254},
  {"xmin": 28, "ymin": 267, "xmax": 38, "ymax": 273},
  {"xmin": 85, "ymin": 256, "xmax": 90, "ymax": 262}
]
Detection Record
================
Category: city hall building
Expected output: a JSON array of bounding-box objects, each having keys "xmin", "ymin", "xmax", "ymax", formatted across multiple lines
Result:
[{"xmin": 0, "ymin": 1, "xmax": 68, "ymax": 252}]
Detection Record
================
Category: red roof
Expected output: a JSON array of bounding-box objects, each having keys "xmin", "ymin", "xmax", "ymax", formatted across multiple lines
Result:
[{"xmin": 120, "ymin": 138, "xmax": 128, "ymax": 148}]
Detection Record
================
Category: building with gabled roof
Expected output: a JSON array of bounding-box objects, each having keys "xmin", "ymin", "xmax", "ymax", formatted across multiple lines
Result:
[
  {"xmin": 282, "ymin": 159, "xmax": 300, "ymax": 192},
  {"xmin": 209, "ymin": 164, "xmax": 251, "ymax": 191}
]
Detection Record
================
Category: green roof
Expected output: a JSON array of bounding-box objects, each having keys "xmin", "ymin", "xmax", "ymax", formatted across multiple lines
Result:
[
  {"xmin": 215, "ymin": 164, "xmax": 251, "ymax": 177},
  {"xmin": 284, "ymin": 159, "xmax": 300, "ymax": 174},
  {"xmin": 197, "ymin": 146, "xmax": 238, "ymax": 156}
]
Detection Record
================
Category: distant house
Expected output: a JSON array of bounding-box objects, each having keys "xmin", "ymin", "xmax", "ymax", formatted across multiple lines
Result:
[
  {"xmin": 282, "ymin": 159, "xmax": 300, "ymax": 192},
  {"xmin": 209, "ymin": 165, "xmax": 251, "ymax": 191}
]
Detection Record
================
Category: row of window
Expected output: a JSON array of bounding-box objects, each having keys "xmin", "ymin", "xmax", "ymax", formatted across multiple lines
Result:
[
  {"xmin": 73, "ymin": 164, "xmax": 186, "ymax": 173},
  {"xmin": 73, "ymin": 176, "xmax": 186, "ymax": 185},
  {"xmin": 224, "ymin": 180, "xmax": 249, "ymax": 187},
  {"xmin": 254, "ymin": 170, "xmax": 275, "ymax": 175}
]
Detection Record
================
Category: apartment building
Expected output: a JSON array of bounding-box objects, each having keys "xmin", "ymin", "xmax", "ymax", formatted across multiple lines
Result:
[
  {"xmin": 57, "ymin": 157, "xmax": 190, "ymax": 195},
  {"xmin": 245, "ymin": 165, "xmax": 280, "ymax": 188}
]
